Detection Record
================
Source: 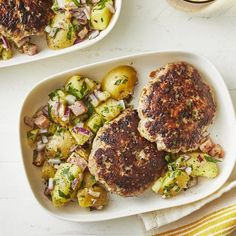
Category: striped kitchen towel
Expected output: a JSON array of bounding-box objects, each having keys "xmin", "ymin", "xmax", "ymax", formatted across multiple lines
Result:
[
  {"xmin": 156, "ymin": 204, "xmax": 236, "ymax": 236},
  {"xmin": 157, "ymin": 204, "xmax": 236, "ymax": 236}
]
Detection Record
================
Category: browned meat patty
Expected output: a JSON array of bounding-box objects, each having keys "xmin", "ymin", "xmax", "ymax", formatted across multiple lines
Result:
[
  {"xmin": 88, "ymin": 109, "xmax": 166, "ymax": 197},
  {"xmin": 0, "ymin": 0, "xmax": 53, "ymax": 46},
  {"xmin": 138, "ymin": 62, "xmax": 216, "ymax": 153}
]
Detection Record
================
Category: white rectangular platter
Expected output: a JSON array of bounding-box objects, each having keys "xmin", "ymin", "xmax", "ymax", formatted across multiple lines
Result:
[
  {"xmin": 19, "ymin": 51, "xmax": 236, "ymax": 222},
  {"xmin": 0, "ymin": 0, "xmax": 122, "ymax": 68}
]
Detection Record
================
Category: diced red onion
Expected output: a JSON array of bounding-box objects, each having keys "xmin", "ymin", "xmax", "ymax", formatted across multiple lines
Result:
[
  {"xmin": 24, "ymin": 116, "xmax": 35, "ymax": 128},
  {"xmin": 66, "ymin": 94, "xmax": 76, "ymax": 105},
  {"xmin": 48, "ymin": 178, "xmax": 54, "ymax": 190},
  {"xmin": 73, "ymin": 126, "xmax": 90, "ymax": 136},
  {"xmin": 92, "ymin": 0, "xmax": 100, "ymax": 3},
  {"xmin": 88, "ymin": 189, "xmax": 100, "ymax": 198},
  {"xmin": 39, "ymin": 128, "xmax": 48, "ymax": 134},
  {"xmin": 36, "ymin": 141, "xmax": 46, "ymax": 151},
  {"xmin": 89, "ymin": 93, "xmax": 99, "ymax": 107},
  {"xmin": 42, "ymin": 135, "xmax": 48, "ymax": 144},
  {"xmin": 89, "ymin": 30, "xmax": 100, "ymax": 40},
  {"xmin": 71, "ymin": 178, "xmax": 79, "ymax": 190},
  {"xmin": 81, "ymin": 0, "xmax": 86, "ymax": 4},
  {"xmin": 1, "ymin": 35, "xmax": 10, "ymax": 49},
  {"xmin": 48, "ymin": 159, "xmax": 61, "ymax": 165},
  {"xmin": 105, "ymin": 2, "xmax": 116, "ymax": 14},
  {"xmin": 83, "ymin": 6, "xmax": 91, "ymax": 20}
]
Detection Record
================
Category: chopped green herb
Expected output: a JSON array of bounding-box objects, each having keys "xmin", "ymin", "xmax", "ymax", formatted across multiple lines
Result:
[
  {"xmin": 67, "ymin": 24, "xmax": 73, "ymax": 40},
  {"xmin": 102, "ymin": 106, "xmax": 109, "ymax": 114},
  {"xmin": 114, "ymin": 77, "xmax": 128, "ymax": 85},
  {"xmin": 58, "ymin": 190, "xmax": 70, "ymax": 199},
  {"xmin": 205, "ymin": 155, "xmax": 222, "ymax": 163},
  {"xmin": 80, "ymin": 81, "xmax": 88, "ymax": 97},
  {"xmin": 165, "ymin": 154, "xmax": 172, "ymax": 163},
  {"xmin": 62, "ymin": 167, "xmax": 70, "ymax": 175}
]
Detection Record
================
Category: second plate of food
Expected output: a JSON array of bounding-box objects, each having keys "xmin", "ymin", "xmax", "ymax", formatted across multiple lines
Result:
[
  {"xmin": 0, "ymin": 0, "xmax": 122, "ymax": 68},
  {"xmin": 19, "ymin": 51, "xmax": 236, "ymax": 222}
]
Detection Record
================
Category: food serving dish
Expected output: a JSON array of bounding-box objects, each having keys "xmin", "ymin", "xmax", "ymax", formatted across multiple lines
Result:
[
  {"xmin": 0, "ymin": 0, "xmax": 122, "ymax": 68},
  {"xmin": 19, "ymin": 51, "xmax": 236, "ymax": 222}
]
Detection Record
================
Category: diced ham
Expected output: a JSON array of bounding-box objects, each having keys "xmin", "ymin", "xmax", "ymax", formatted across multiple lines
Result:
[
  {"xmin": 209, "ymin": 144, "xmax": 224, "ymax": 158},
  {"xmin": 67, "ymin": 152, "xmax": 88, "ymax": 171},
  {"xmin": 24, "ymin": 116, "xmax": 35, "ymax": 128},
  {"xmin": 33, "ymin": 150, "xmax": 45, "ymax": 167},
  {"xmin": 34, "ymin": 114, "xmax": 50, "ymax": 129},
  {"xmin": 199, "ymin": 138, "xmax": 214, "ymax": 153},
  {"xmin": 200, "ymin": 138, "xmax": 224, "ymax": 158},
  {"xmin": 69, "ymin": 101, "xmax": 88, "ymax": 116},
  {"xmin": 78, "ymin": 26, "xmax": 88, "ymax": 39},
  {"xmin": 22, "ymin": 43, "xmax": 38, "ymax": 56}
]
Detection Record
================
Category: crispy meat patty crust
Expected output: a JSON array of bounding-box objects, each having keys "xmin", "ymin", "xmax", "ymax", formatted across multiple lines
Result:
[
  {"xmin": 88, "ymin": 109, "xmax": 166, "ymax": 197},
  {"xmin": 138, "ymin": 62, "xmax": 216, "ymax": 153},
  {"xmin": 0, "ymin": 0, "xmax": 53, "ymax": 45}
]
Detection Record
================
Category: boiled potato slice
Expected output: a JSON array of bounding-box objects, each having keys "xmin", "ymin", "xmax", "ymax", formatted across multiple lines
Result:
[
  {"xmin": 102, "ymin": 65, "xmax": 137, "ymax": 100},
  {"xmin": 91, "ymin": 0, "xmax": 113, "ymax": 30},
  {"xmin": 52, "ymin": 163, "xmax": 82, "ymax": 207},
  {"xmin": 47, "ymin": 13, "xmax": 76, "ymax": 50},
  {"xmin": 95, "ymin": 98, "xmax": 125, "ymax": 121},
  {"xmin": 45, "ymin": 127, "xmax": 76, "ymax": 159},
  {"xmin": 77, "ymin": 186, "xmax": 108, "ymax": 209},
  {"xmin": 41, "ymin": 161, "xmax": 56, "ymax": 180},
  {"xmin": 186, "ymin": 153, "xmax": 219, "ymax": 178},
  {"xmin": 152, "ymin": 170, "xmax": 190, "ymax": 198},
  {"xmin": 82, "ymin": 171, "xmax": 97, "ymax": 188},
  {"xmin": 65, "ymin": 75, "xmax": 96, "ymax": 99}
]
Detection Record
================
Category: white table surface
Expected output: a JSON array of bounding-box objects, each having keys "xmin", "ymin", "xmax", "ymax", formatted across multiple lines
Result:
[{"xmin": 1, "ymin": 0, "xmax": 236, "ymax": 235}]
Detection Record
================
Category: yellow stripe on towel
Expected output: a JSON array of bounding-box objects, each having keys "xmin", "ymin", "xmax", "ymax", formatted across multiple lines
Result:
[{"xmin": 156, "ymin": 204, "xmax": 236, "ymax": 236}]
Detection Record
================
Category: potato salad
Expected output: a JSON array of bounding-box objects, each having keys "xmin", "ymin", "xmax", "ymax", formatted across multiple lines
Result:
[
  {"xmin": 24, "ymin": 65, "xmax": 137, "ymax": 209},
  {"xmin": 46, "ymin": 0, "xmax": 116, "ymax": 50}
]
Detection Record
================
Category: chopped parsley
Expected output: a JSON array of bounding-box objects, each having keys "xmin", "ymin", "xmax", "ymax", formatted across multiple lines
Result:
[
  {"xmin": 204, "ymin": 155, "xmax": 222, "ymax": 163},
  {"xmin": 114, "ymin": 76, "xmax": 128, "ymax": 85},
  {"xmin": 58, "ymin": 190, "xmax": 70, "ymax": 199},
  {"xmin": 67, "ymin": 24, "xmax": 73, "ymax": 40}
]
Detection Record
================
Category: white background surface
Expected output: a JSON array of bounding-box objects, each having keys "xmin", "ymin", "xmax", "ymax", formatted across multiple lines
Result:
[{"xmin": 1, "ymin": 0, "xmax": 236, "ymax": 235}]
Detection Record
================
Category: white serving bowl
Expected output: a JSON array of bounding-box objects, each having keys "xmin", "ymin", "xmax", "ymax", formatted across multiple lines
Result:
[
  {"xmin": 19, "ymin": 51, "xmax": 236, "ymax": 222},
  {"xmin": 0, "ymin": 0, "xmax": 122, "ymax": 68}
]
